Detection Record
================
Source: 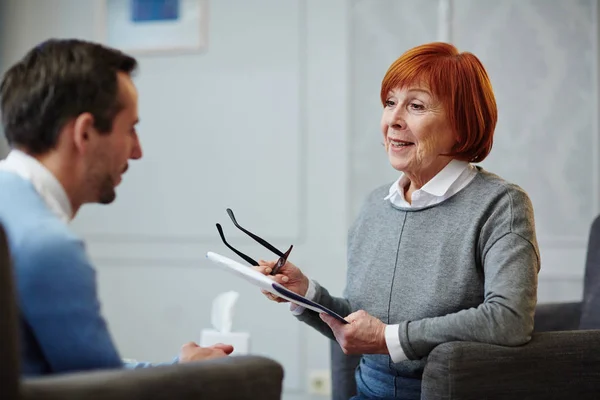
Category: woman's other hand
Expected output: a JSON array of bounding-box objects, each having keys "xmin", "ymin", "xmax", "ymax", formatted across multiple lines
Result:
[{"xmin": 320, "ymin": 310, "xmax": 388, "ymax": 355}]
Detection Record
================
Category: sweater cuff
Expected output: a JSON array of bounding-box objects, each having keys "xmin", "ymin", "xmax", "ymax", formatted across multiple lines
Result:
[
  {"xmin": 385, "ymin": 324, "xmax": 408, "ymax": 363},
  {"xmin": 290, "ymin": 278, "xmax": 317, "ymax": 315},
  {"xmin": 398, "ymin": 320, "xmax": 419, "ymax": 360}
]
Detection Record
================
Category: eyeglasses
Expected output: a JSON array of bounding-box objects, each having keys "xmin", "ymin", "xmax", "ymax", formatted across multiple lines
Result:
[{"xmin": 216, "ymin": 208, "xmax": 293, "ymax": 276}]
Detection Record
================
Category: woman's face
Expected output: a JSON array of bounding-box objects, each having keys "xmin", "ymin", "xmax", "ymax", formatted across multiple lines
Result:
[{"xmin": 380, "ymin": 85, "xmax": 457, "ymax": 183}]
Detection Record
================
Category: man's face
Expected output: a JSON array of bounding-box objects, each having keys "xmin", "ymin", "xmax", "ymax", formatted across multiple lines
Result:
[{"xmin": 88, "ymin": 72, "xmax": 142, "ymax": 204}]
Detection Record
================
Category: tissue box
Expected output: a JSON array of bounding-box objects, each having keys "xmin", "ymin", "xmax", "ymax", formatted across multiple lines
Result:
[{"xmin": 200, "ymin": 329, "xmax": 250, "ymax": 356}]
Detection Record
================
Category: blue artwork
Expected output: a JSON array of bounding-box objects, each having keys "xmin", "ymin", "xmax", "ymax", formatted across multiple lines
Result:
[{"xmin": 131, "ymin": 0, "xmax": 180, "ymax": 22}]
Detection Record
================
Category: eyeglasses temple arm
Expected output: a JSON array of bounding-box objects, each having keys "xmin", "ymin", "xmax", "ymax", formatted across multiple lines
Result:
[
  {"xmin": 216, "ymin": 223, "xmax": 259, "ymax": 266},
  {"xmin": 226, "ymin": 208, "xmax": 285, "ymax": 258}
]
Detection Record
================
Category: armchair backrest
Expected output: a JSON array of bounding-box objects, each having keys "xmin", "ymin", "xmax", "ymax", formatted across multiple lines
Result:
[
  {"xmin": 580, "ymin": 215, "xmax": 600, "ymax": 329},
  {"xmin": 0, "ymin": 223, "xmax": 19, "ymax": 398}
]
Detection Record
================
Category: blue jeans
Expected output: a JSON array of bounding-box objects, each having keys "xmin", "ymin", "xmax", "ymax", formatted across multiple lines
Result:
[{"xmin": 351, "ymin": 357, "xmax": 421, "ymax": 400}]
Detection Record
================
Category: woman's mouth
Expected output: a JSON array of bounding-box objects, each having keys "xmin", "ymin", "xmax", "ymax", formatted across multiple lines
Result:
[{"xmin": 388, "ymin": 138, "xmax": 414, "ymax": 150}]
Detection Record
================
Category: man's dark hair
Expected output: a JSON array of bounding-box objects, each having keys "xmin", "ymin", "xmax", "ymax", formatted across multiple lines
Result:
[{"xmin": 0, "ymin": 39, "xmax": 138, "ymax": 154}]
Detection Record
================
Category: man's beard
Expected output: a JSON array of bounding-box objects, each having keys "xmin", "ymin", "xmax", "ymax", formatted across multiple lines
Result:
[{"xmin": 97, "ymin": 175, "xmax": 116, "ymax": 204}]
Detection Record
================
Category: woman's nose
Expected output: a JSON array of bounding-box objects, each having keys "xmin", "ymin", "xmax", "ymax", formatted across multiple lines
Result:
[
  {"xmin": 388, "ymin": 115, "xmax": 405, "ymax": 130},
  {"xmin": 387, "ymin": 108, "xmax": 406, "ymax": 130}
]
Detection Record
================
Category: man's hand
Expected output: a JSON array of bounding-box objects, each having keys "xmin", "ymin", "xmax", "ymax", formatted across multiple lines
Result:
[
  {"xmin": 320, "ymin": 310, "xmax": 388, "ymax": 355},
  {"xmin": 178, "ymin": 341, "xmax": 234, "ymax": 362}
]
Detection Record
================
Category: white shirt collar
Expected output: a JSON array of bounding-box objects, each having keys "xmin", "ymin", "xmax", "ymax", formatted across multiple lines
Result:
[
  {"xmin": 384, "ymin": 159, "xmax": 474, "ymax": 208},
  {"xmin": 0, "ymin": 149, "xmax": 73, "ymax": 223}
]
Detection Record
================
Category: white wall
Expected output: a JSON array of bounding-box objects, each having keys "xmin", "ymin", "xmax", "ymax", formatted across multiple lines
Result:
[{"xmin": 1, "ymin": 1, "xmax": 598, "ymax": 399}]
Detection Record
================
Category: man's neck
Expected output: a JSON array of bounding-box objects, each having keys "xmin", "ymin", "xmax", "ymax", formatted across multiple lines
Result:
[{"xmin": 31, "ymin": 151, "xmax": 82, "ymax": 217}]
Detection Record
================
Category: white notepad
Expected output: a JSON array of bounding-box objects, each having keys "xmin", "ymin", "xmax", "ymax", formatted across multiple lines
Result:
[{"xmin": 205, "ymin": 251, "xmax": 348, "ymax": 324}]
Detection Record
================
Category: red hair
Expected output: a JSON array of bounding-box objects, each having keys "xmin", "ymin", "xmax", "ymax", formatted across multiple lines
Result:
[{"xmin": 380, "ymin": 42, "xmax": 497, "ymax": 163}]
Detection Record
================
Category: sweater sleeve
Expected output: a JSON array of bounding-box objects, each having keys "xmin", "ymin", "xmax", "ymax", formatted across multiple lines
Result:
[
  {"xmin": 294, "ymin": 281, "xmax": 352, "ymax": 340},
  {"xmin": 398, "ymin": 230, "xmax": 540, "ymax": 360},
  {"xmin": 16, "ymin": 229, "xmax": 124, "ymax": 373}
]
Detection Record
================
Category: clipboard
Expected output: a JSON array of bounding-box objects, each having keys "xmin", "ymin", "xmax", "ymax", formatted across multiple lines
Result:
[{"xmin": 206, "ymin": 251, "xmax": 349, "ymax": 324}]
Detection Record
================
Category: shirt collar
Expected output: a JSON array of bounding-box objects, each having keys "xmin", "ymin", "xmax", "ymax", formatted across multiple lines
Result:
[
  {"xmin": 0, "ymin": 149, "xmax": 73, "ymax": 223},
  {"xmin": 385, "ymin": 159, "xmax": 470, "ymax": 200}
]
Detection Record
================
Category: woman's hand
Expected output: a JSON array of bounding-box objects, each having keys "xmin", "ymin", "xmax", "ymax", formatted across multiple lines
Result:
[
  {"xmin": 253, "ymin": 259, "xmax": 309, "ymax": 303},
  {"xmin": 320, "ymin": 310, "xmax": 388, "ymax": 355}
]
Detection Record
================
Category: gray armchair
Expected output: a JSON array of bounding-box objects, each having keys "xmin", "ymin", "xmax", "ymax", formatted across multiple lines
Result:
[
  {"xmin": 331, "ymin": 216, "xmax": 600, "ymax": 400},
  {"xmin": 0, "ymin": 224, "xmax": 284, "ymax": 400}
]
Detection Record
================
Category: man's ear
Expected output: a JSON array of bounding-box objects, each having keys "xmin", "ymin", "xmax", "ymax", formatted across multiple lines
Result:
[{"xmin": 72, "ymin": 113, "xmax": 95, "ymax": 154}]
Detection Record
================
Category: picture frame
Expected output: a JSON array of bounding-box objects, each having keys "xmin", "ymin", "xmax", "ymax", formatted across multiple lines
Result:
[{"xmin": 95, "ymin": 0, "xmax": 209, "ymax": 55}]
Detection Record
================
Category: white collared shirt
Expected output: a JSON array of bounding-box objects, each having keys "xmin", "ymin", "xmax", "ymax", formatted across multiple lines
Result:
[
  {"xmin": 384, "ymin": 159, "xmax": 477, "ymax": 209},
  {"xmin": 293, "ymin": 159, "xmax": 478, "ymax": 364},
  {"xmin": 0, "ymin": 149, "xmax": 72, "ymax": 223}
]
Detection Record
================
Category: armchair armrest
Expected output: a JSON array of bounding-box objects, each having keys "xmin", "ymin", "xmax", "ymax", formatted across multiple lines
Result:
[
  {"xmin": 422, "ymin": 331, "xmax": 600, "ymax": 400},
  {"xmin": 534, "ymin": 301, "xmax": 582, "ymax": 332},
  {"xmin": 21, "ymin": 355, "xmax": 284, "ymax": 400}
]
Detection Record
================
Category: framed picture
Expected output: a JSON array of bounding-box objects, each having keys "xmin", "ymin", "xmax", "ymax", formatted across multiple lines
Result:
[{"xmin": 95, "ymin": 0, "xmax": 209, "ymax": 55}]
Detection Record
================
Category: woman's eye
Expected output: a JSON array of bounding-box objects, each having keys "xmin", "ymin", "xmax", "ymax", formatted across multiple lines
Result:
[
  {"xmin": 409, "ymin": 103, "xmax": 425, "ymax": 110},
  {"xmin": 385, "ymin": 100, "xmax": 395, "ymax": 107}
]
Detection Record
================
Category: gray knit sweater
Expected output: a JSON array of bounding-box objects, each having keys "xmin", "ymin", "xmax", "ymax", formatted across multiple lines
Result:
[{"xmin": 297, "ymin": 167, "xmax": 540, "ymax": 378}]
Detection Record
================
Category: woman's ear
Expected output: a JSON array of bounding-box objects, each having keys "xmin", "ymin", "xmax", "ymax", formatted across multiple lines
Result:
[{"xmin": 72, "ymin": 113, "xmax": 95, "ymax": 153}]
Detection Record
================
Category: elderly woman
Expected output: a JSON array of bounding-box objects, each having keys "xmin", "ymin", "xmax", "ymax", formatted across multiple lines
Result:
[{"xmin": 257, "ymin": 42, "xmax": 540, "ymax": 400}]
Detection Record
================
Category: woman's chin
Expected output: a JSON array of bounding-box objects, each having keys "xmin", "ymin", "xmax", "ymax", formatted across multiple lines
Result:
[{"xmin": 388, "ymin": 154, "xmax": 410, "ymax": 172}]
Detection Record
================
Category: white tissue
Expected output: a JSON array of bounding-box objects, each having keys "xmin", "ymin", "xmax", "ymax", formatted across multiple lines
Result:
[
  {"xmin": 201, "ymin": 290, "xmax": 250, "ymax": 355},
  {"xmin": 211, "ymin": 290, "xmax": 239, "ymax": 334}
]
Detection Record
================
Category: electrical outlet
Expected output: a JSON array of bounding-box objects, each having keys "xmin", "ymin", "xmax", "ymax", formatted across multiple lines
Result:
[{"xmin": 308, "ymin": 369, "xmax": 331, "ymax": 396}]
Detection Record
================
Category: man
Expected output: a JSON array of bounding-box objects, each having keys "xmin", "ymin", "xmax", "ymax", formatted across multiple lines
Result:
[{"xmin": 0, "ymin": 39, "xmax": 233, "ymax": 376}]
